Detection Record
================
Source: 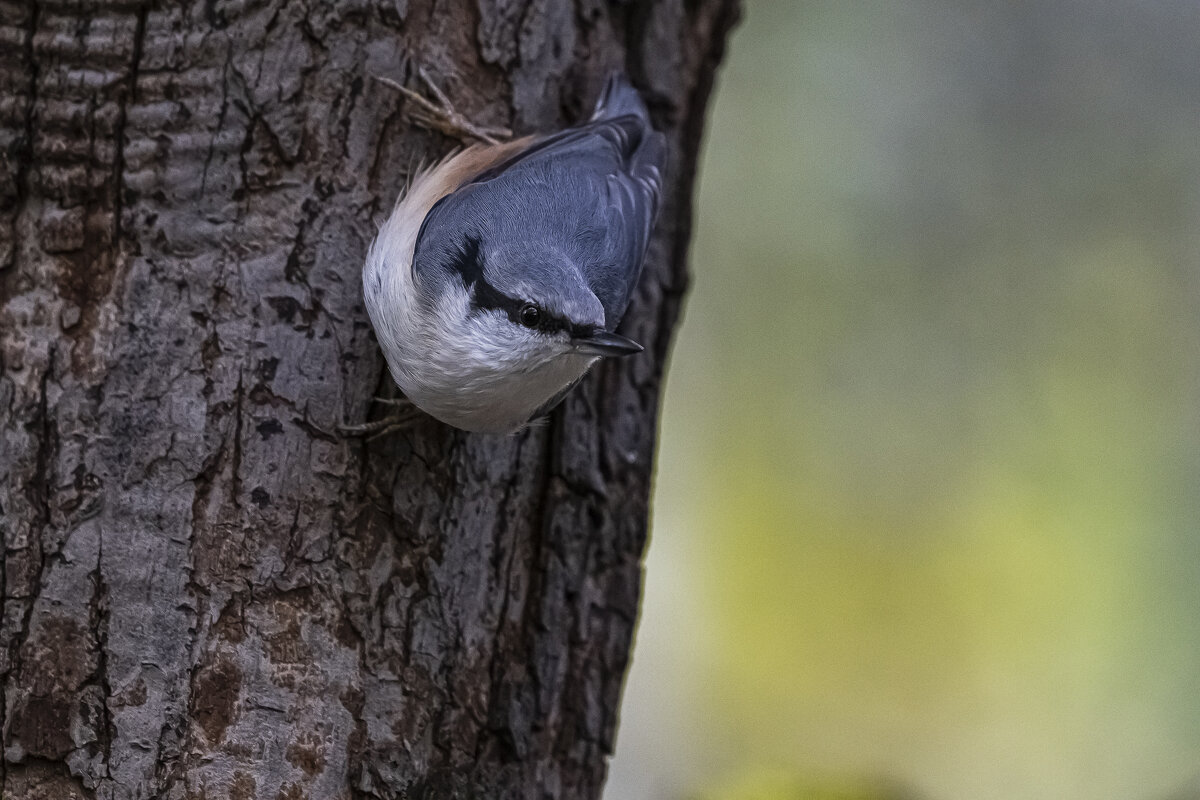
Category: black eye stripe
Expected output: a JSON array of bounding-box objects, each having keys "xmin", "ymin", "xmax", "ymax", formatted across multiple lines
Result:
[
  {"xmin": 447, "ymin": 234, "xmax": 485, "ymax": 286},
  {"xmin": 447, "ymin": 235, "xmax": 592, "ymax": 337},
  {"xmin": 447, "ymin": 234, "xmax": 523, "ymax": 319}
]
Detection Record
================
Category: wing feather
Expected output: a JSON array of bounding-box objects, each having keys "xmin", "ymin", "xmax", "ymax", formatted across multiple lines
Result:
[{"xmin": 413, "ymin": 75, "xmax": 667, "ymax": 328}]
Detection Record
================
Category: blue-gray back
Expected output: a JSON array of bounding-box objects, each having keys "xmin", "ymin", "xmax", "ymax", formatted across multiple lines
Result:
[{"xmin": 414, "ymin": 74, "xmax": 666, "ymax": 329}]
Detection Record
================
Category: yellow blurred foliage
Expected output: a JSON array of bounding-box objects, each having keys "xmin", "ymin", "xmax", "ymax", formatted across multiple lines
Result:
[{"xmin": 607, "ymin": 2, "xmax": 1200, "ymax": 800}]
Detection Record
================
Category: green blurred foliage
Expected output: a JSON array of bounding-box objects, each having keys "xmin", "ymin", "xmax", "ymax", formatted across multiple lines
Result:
[
  {"xmin": 690, "ymin": 767, "xmax": 922, "ymax": 800},
  {"xmin": 607, "ymin": 2, "xmax": 1200, "ymax": 800}
]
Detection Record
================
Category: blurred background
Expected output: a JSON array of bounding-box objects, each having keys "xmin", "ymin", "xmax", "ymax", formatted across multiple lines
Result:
[{"xmin": 605, "ymin": 1, "xmax": 1200, "ymax": 799}]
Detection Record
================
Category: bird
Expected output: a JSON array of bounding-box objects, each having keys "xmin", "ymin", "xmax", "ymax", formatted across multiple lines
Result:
[{"xmin": 358, "ymin": 71, "xmax": 666, "ymax": 435}]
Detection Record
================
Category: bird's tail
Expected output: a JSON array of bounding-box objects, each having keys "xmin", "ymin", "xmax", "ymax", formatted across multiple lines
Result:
[{"xmin": 591, "ymin": 72, "xmax": 651, "ymax": 123}]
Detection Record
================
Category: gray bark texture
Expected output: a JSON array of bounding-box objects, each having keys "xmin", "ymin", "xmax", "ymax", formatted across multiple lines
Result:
[{"xmin": 0, "ymin": 0, "xmax": 738, "ymax": 797}]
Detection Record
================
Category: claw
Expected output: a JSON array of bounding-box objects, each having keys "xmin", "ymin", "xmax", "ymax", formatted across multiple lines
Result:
[
  {"xmin": 338, "ymin": 396, "xmax": 423, "ymax": 441},
  {"xmin": 373, "ymin": 68, "xmax": 512, "ymax": 145},
  {"xmin": 338, "ymin": 410, "xmax": 422, "ymax": 441},
  {"xmin": 372, "ymin": 396, "xmax": 412, "ymax": 408}
]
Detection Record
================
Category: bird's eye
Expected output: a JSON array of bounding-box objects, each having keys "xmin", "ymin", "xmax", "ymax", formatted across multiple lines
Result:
[{"xmin": 519, "ymin": 303, "xmax": 542, "ymax": 328}]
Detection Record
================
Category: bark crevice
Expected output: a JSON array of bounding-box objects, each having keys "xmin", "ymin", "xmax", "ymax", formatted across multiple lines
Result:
[{"xmin": 0, "ymin": 1, "xmax": 740, "ymax": 797}]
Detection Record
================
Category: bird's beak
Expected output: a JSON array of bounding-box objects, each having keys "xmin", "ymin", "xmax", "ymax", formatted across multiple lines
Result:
[{"xmin": 572, "ymin": 330, "xmax": 644, "ymax": 357}]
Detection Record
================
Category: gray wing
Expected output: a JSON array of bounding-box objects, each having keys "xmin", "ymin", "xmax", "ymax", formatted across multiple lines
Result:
[{"xmin": 417, "ymin": 76, "xmax": 667, "ymax": 328}]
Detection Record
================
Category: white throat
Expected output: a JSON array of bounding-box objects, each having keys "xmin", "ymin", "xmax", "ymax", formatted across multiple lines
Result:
[{"xmin": 362, "ymin": 145, "xmax": 598, "ymax": 434}]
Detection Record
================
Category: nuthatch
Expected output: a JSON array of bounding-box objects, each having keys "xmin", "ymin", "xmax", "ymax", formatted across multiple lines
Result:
[{"xmin": 361, "ymin": 72, "xmax": 666, "ymax": 434}]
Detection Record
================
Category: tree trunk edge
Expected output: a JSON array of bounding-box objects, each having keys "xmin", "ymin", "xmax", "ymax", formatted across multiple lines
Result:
[{"xmin": 0, "ymin": 1, "xmax": 742, "ymax": 798}]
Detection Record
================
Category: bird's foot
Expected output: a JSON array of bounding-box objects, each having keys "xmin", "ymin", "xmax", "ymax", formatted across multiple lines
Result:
[
  {"xmin": 371, "ymin": 396, "xmax": 413, "ymax": 408},
  {"xmin": 374, "ymin": 67, "xmax": 511, "ymax": 145},
  {"xmin": 338, "ymin": 397, "xmax": 423, "ymax": 441}
]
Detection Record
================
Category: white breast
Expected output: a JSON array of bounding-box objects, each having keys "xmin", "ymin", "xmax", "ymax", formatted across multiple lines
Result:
[{"xmin": 362, "ymin": 141, "xmax": 596, "ymax": 434}]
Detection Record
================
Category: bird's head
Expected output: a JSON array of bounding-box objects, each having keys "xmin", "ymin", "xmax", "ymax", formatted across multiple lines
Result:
[{"xmin": 412, "ymin": 209, "xmax": 643, "ymax": 372}]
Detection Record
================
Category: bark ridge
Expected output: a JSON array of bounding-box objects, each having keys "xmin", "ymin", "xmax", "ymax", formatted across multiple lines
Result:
[{"xmin": 0, "ymin": 0, "xmax": 739, "ymax": 797}]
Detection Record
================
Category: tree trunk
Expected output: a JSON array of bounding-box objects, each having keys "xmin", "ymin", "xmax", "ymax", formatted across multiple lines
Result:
[{"xmin": 0, "ymin": 1, "xmax": 738, "ymax": 797}]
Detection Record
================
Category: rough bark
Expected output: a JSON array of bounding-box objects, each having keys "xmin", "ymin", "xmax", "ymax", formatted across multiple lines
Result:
[{"xmin": 0, "ymin": 0, "xmax": 738, "ymax": 798}]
